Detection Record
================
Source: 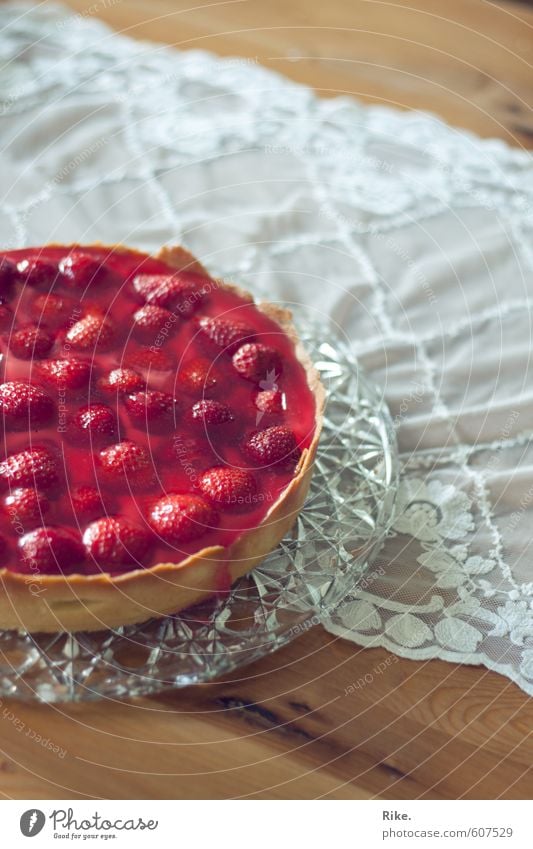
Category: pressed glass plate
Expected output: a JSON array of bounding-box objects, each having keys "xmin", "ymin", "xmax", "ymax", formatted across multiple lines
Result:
[{"xmin": 0, "ymin": 310, "xmax": 398, "ymax": 702}]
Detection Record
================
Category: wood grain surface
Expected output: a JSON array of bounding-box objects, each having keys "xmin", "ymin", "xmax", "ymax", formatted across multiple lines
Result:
[{"xmin": 1, "ymin": 0, "xmax": 533, "ymax": 800}]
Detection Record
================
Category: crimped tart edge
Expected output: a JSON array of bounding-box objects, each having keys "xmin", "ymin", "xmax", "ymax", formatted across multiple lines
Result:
[{"xmin": 0, "ymin": 243, "xmax": 325, "ymax": 633}]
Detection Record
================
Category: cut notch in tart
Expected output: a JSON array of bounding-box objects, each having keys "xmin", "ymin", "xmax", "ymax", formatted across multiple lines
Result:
[{"xmin": 0, "ymin": 243, "xmax": 324, "ymax": 633}]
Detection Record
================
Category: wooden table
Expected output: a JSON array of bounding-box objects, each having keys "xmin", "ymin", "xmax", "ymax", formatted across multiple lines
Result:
[{"xmin": 2, "ymin": 0, "xmax": 533, "ymax": 800}]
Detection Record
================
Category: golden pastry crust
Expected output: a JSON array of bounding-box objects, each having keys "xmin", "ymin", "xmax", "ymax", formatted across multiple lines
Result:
[{"xmin": 0, "ymin": 244, "xmax": 325, "ymax": 633}]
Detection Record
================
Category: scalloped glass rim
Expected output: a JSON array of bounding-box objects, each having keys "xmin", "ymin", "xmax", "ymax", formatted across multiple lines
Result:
[{"xmin": 0, "ymin": 307, "xmax": 398, "ymax": 702}]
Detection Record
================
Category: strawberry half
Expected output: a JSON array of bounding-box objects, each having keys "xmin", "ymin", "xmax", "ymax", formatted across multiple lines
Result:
[
  {"xmin": 199, "ymin": 466, "xmax": 258, "ymax": 511},
  {"xmin": 98, "ymin": 368, "xmax": 145, "ymax": 396},
  {"xmin": 66, "ymin": 404, "xmax": 117, "ymax": 446},
  {"xmin": 38, "ymin": 358, "xmax": 91, "ymax": 391},
  {"xmin": 254, "ymin": 388, "xmax": 285, "ymax": 415},
  {"xmin": 0, "ymin": 381, "xmax": 55, "ymax": 430},
  {"xmin": 18, "ymin": 527, "xmax": 85, "ymax": 574},
  {"xmin": 59, "ymin": 253, "xmax": 119, "ymax": 290},
  {"xmin": 30, "ymin": 292, "xmax": 77, "ymax": 329},
  {"xmin": 133, "ymin": 273, "xmax": 206, "ymax": 317},
  {"xmin": 190, "ymin": 399, "xmax": 234, "ymax": 426},
  {"xmin": 125, "ymin": 391, "xmax": 177, "ymax": 430},
  {"xmin": 3, "ymin": 487, "xmax": 51, "ymax": 528},
  {"xmin": 177, "ymin": 357, "xmax": 219, "ymax": 395},
  {"xmin": 125, "ymin": 347, "xmax": 173, "ymax": 373},
  {"xmin": 197, "ymin": 316, "xmax": 255, "ymax": 354},
  {"xmin": 244, "ymin": 425, "xmax": 301, "ymax": 469},
  {"xmin": 9, "ymin": 326, "xmax": 55, "ymax": 360},
  {"xmin": 232, "ymin": 343, "xmax": 282, "ymax": 382},
  {"xmin": 132, "ymin": 305, "xmax": 175, "ymax": 342},
  {"xmin": 0, "ymin": 258, "xmax": 18, "ymax": 297},
  {"xmin": 17, "ymin": 257, "xmax": 59, "ymax": 289},
  {"xmin": 83, "ymin": 516, "xmax": 152, "ymax": 567},
  {"xmin": 98, "ymin": 441, "xmax": 154, "ymax": 488},
  {"xmin": 149, "ymin": 493, "xmax": 218, "ymax": 544},
  {"xmin": 70, "ymin": 485, "xmax": 108, "ymax": 519},
  {"xmin": 65, "ymin": 312, "xmax": 116, "ymax": 352},
  {"xmin": 0, "ymin": 446, "xmax": 60, "ymax": 492}
]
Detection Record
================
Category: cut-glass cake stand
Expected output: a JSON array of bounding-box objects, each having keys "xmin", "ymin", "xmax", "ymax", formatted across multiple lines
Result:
[{"xmin": 0, "ymin": 309, "xmax": 398, "ymax": 702}]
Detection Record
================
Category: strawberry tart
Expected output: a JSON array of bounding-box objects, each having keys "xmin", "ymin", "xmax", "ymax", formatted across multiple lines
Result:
[{"xmin": 0, "ymin": 244, "xmax": 324, "ymax": 633}]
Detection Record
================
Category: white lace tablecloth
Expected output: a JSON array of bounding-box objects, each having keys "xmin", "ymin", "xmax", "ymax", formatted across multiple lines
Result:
[{"xmin": 2, "ymin": 1, "xmax": 533, "ymax": 694}]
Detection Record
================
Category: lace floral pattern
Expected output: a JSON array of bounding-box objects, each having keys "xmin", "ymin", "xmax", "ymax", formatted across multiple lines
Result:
[
  {"xmin": 3, "ymin": 1, "xmax": 533, "ymax": 694},
  {"xmin": 329, "ymin": 467, "xmax": 533, "ymax": 688}
]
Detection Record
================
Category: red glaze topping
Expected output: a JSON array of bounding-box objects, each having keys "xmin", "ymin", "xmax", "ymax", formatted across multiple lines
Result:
[{"xmin": 0, "ymin": 245, "xmax": 316, "ymax": 576}]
